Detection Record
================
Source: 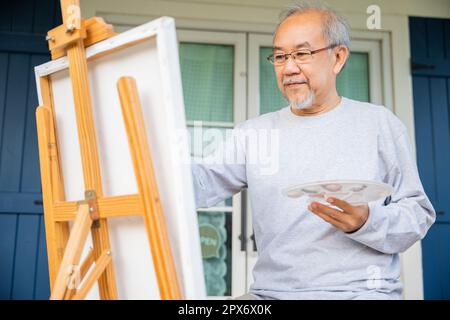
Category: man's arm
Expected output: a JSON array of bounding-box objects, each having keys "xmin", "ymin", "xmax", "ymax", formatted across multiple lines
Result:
[
  {"xmin": 344, "ymin": 130, "xmax": 436, "ymax": 254},
  {"xmin": 191, "ymin": 127, "xmax": 247, "ymax": 209},
  {"xmin": 308, "ymin": 129, "xmax": 436, "ymax": 254}
]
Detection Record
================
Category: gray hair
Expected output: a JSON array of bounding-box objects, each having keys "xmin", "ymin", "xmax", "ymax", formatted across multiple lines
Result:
[{"xmin": 274, "ymin": 1, "xmax": 351, "ymax": 50}]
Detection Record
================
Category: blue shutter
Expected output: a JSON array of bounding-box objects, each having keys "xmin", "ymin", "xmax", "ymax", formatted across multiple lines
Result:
[
  {"xmin": 0, "ymin": 0, "xmax": 61, "ymax": 300},
  {"xmin": 410, "ymin": 16, "xmax": 450, "ymax": 299}
]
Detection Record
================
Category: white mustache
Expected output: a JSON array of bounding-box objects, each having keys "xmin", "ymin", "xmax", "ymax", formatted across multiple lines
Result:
[{"xmin": 283, "ymin": 78, "xmax": 308, "ymax": 85}]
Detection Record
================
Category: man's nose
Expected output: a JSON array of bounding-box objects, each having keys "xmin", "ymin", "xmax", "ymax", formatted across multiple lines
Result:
[{"xmin": 282, "ymin": 56, "xmax": 302, "ymax": 75}]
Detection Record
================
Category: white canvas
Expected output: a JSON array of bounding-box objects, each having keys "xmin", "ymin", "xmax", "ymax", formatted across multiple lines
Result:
[{"xmin": 35, "ymin": 17, "xmax": 206, "ymax": 299}]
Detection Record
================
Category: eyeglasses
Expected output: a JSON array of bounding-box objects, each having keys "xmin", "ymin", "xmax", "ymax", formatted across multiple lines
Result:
[{"xmin": 267, "ymin": 44, "xmax": 337, "ymax": 66}]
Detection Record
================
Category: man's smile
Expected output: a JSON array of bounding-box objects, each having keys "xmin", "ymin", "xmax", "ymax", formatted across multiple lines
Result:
[{"xmin": 285, "ymin": 82, "xmax": 307, "ymax": 88}]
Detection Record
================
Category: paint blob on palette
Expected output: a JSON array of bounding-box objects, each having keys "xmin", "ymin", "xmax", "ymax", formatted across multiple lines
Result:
[{"xmin": 282, "ymin": 180, "xmax": 393, "ymax": 205}]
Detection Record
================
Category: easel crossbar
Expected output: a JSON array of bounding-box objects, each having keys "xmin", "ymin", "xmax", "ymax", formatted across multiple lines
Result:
[{"xmin": 53, "ymin": 194, "xmax": 141, "ymax": 221}]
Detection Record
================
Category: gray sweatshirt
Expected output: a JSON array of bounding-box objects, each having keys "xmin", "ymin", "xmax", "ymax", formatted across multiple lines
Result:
[{"xmin": 191, "ymin": 97, "xmax": 435, "ymax": 300}]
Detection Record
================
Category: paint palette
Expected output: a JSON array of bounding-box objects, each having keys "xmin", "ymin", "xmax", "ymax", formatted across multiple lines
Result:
[{"xmin": 282, "ymin": 180, "xmax": 393, "ymax": 205}]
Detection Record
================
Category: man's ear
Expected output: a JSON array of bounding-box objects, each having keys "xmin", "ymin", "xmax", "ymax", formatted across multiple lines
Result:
[{"xmin": 333, "ymin": 46, "xmax": 350, "ymax": 75}]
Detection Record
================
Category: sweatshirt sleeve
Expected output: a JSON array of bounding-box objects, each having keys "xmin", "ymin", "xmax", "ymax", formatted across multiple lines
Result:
[
  {"xmin": 191, "ymin": 126, "xmax": 248, "ymax": 209},
  {"xmin": 345, "ymin": 129, "xmax": 436, "ymax": 254}
]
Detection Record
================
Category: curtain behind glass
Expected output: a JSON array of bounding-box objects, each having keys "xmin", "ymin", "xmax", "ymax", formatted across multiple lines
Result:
[{"xmin": 180, "ymin": 43, "xmax": 234, "ymax": 122}]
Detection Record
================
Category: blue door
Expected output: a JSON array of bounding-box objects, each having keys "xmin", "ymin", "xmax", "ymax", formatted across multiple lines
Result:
[
  {"xmin": 410, "ymin": 17, "xmax": 450, "ymax": 299},
  {"xmin": 0, "ymin": 0, "xmax": 61, "ymax": 299}
]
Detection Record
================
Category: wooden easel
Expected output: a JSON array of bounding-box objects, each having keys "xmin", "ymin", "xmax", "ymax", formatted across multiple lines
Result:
[{"xmin": 35, "ymin": 0, "xmax": 182, "ymax": 300}]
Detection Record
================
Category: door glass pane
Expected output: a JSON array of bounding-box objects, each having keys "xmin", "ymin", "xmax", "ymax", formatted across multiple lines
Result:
[
  {"xmin": 337, "ymin": 52, "xmax": 370, "ymax": 102},
  {"xmin": 180, "ymin": 42, "xmax": 234, "ymax": 296},
  {"xmin": 198, "ymin": 211, "xmax": 232, "ymax": 296},
  {"xmin": 259, "ymin": 47, "xmax": 287, "ymax": 115},
  {"xmin": 179, "ymin": 43, "xmax": 234, "ymax": 122},
  {"xmin": 259, "ymin": 47, "xmax": 370, "ymax": 115},
  {"xmin": 187, "ymin": 125, "xmax": 228, "ymax": 159}
]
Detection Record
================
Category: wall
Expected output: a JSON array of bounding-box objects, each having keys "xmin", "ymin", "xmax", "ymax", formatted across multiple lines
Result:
[{"xmin": 80, "ymin": 0, "xmax": 450, "ymax": 300}]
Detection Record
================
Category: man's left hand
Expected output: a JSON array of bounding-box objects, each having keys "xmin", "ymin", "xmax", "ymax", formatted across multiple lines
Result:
[{"xmin": 308, "ymin": 197, "xmax": 369, "ymax": 233}]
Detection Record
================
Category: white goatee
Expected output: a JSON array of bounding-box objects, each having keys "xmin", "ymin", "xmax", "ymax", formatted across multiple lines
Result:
[{"xmin": 290, "ymin": 90, "xmax": 315, "ymax": 110}]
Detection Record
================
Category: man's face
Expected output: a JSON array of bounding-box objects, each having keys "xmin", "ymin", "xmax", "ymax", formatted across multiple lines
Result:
[{"xmin": 273, "ymin": 11, "xmax": 338, "ymax": 109}]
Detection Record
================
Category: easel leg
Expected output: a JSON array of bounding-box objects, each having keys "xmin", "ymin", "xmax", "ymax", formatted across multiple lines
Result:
[
  {"xmin": 90, "ymin": 220, "xmax": 117, "ymax": 299},
  {"xmin": 117, "ymin": 77, "xmax": 182, "ymax": 299},
  {"xmin": 73, "ymin": 249, "xmax": 112, "ymax": 300},
  {"xmin": 61, "ymin": 0, "xmax": 118, "ymax": 298},
  {"xmin": 51, "ymin": 203, "xmax": 93, "ymax": 300},
  {"xmin": 36, "ymin": 105, "xmax": 70, "ymax": 292}
]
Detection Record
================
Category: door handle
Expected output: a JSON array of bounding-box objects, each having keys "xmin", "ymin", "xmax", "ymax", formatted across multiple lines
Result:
[
  {"xmin": 34, "ymin": 200, "xmax": 43, "ymax": 206},
  {"xmin": 250, "ymin": 233, "xmax": 257, "ymax": 252},
  {"xmin": 240, "ymin": 189, "xmax": 247, "ymax": 252},
  {"xmin": 411, "ymin": 61, "xmax": 436, "ymax": 71}
]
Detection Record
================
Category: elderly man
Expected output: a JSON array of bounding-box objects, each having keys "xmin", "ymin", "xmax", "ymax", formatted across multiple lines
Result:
[{"xmin": 191, "ymin": 2, "xmax": 435, "ymax": 300}]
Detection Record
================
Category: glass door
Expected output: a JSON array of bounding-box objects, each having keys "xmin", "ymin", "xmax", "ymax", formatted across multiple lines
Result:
[{"xmin": 177, "ymin": 29, "xmax": 247, "ymax": 298}]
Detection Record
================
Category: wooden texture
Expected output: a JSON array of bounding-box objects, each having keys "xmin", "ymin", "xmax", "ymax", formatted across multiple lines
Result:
[
  {"xmin": 36, "ymin": 1, "xmax": 184, "ymax": 300},
  {"xmin": 117, "ymin": 77, "xmax": 182, "ymax": 300},
  {"xmin": 50, "ymin": 203, "xmax": 92, "ymax": 300},
  {"xmin": 35, "ymin": 103, "xmax": 70, "ymax": 289},
  {"xmin": 51, "ymin": 17, "xmax": 116, "ymax": 60},
  {"xmin": 79, "ymin": 248, "xmax": 95, "ymax": 280},
  {"xmin": 60, "ymin": 0, "xmax": 118, "ymax": 299},
  {"xmin": 53, "ymin": 194, "xmax": 141, "ymax": 221},
  {"xmin": 47, "ymin": 19, "xmax": 87, "ymax": 52},
  {"xmin": 73, "ymin": 250, "xmax": 112, "ymax": 300}
]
